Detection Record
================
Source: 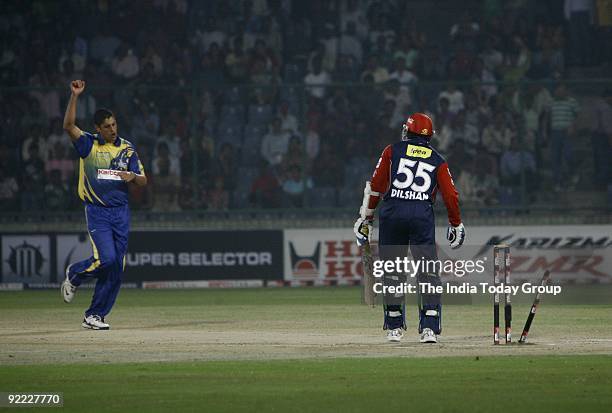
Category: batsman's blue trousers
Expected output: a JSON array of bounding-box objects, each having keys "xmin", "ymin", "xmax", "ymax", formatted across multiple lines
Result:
[
  {"xmin": 378, "ymin": 200, "xmax": 441, "ymax": 334},
  {"xmin": 68, "ymin": 204, "xmax": 130, "ymax": 318},
  {"xmin": 378, "ymin": 201, "xmax": 436, "ymax": 253}
]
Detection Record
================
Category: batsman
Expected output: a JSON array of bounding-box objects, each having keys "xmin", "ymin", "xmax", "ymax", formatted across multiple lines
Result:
[{"xmin": 354, "ymin": 113, "xmax": 465, "ymax": 343}]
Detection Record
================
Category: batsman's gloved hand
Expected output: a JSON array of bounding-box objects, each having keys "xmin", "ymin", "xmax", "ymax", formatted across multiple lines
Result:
[
  {"xmin": 353, "ymin": 217, "xmax": 372, "ymax": 247},
  {"xmin": 447, "ymin": 222, "xmax": 465, "ymax": 249}
]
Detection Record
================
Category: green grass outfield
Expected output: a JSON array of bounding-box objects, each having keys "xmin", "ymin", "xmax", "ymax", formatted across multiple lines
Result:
[
  {"xmin": 1, "ymin": 287, "xmax": 612, "ymax": 412},
  {"xmin": 2, "ymin": 356, "xmax": 612, "ymax": 412}
]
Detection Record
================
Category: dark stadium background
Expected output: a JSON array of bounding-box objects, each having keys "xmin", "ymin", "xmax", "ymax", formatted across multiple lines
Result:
[{"xmin": 1, "ymin": 0, "xmax": 610, "ymax": 221}]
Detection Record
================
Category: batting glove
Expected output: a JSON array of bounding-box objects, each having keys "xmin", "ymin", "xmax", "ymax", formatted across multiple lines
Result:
[
  {"xmin": 354, "ymin": 217, "xmax": 372, "ymax": 247},
  {"xmin": 447, "ymin": 222, "xmax": 465, "ymax": 249}
]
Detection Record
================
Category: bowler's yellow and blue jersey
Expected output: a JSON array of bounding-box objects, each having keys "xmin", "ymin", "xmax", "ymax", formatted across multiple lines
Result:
[{"xmin": 73, "ymin": 132, "xmax": 144, "ymax": 207}]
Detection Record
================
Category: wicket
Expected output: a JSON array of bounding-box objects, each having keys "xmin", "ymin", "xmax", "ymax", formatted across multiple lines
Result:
[
  {"xmin": 518, "ymin": 270, "xmax": 552, "ymax": 343},
  {"xmin": 493, "ymin": 245, "xmax": 512, "ymax": 345}
]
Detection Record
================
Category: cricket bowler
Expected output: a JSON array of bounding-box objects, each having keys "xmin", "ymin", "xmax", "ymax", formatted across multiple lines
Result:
[
  {"xmin": 354, "ymin": 113, "xmax": 465, "ymax": 343},
  {"xmin": 61, "ymin": 80, "xmax": 147, "ymax": 330}
]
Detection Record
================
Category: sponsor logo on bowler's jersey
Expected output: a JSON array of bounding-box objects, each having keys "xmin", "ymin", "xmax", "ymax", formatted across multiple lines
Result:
[
  {"xmin": 97, "ymin": 169, "xmax": 123, "ymax": 181},
  {"xmin": 406, "ymin": 145, "xmax": 432, "ymax": 158}
]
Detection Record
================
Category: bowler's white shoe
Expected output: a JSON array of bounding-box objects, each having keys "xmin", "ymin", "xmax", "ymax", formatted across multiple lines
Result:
[
  {"xmin": 420, "ymin": 328, "xmax": 437, "ymax": 343},
  {"xmin": 82, "ymin": 315, "xmax": 110, "ymax": 330},
  {"xmin": 61, "ymin": 265, "xmax": 77, "ymax": 303},
  {"xmin": 387, "ymin": 328, "xmax": 403, "ymax": 342}
]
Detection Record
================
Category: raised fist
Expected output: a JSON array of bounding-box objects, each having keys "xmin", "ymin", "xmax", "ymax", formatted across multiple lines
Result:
[{"xmin": 70, "ymin": 80, "xmax": 86, "ymax": 96}]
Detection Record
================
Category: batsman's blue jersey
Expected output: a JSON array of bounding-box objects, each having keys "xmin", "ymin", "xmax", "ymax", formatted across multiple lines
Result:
[
  {"xmin": 368, "ymin": 136, "xmax": 461, "ymax": 245},
  {"xmin": 73, "ymin": 132, "xmax": 144, "ymax": 207}
]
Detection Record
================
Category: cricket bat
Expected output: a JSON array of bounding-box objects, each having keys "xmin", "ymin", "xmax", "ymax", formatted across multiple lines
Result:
[{"xmin": 360, "ymin": 225, "xmax": 377, "ymax": 307}]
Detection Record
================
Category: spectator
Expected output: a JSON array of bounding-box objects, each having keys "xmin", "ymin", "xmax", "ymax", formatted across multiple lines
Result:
[
  {"xmin": 22, "ymin": 99, "xmax": 47, "ymax": 130},
  {"xmin": 156, "ymin": 123, "xmax": 182, "ymax": 159},
  {"xmin": 193, "ymin": 18, "xmax": 227, "ymax": 53},
  {"xmin": 225, "ymin": 36, "xmax": 248, "ymax": 82},
  {"xmin": 21, "ymin": 124, "xmax": 48, "ymax": 163},
  {"xmin": 438, "ymin": 83, "xmax": 465, "ymax": 114},
  {"xmin": 590, "ymin": 89, "xmax": 612, "ymax": 187},
  {"xmin": 369, "ymin": 31, "xmax": 394, "ymax": 67},
  {"xmin": 131, "ymin": 100, "xmax": 160, "ymax": 145},
  {"xmin": 457, "ymin": 159, "xmax": 498, "ymax": 205},
  {"xmin": 29, "ymin": 69, "xmax": 61, "ymax": 120},
  {"xmin": 519, "ymin": 89, "xmax": 543, "ymax": 151},
  {"xmin": 206, "ymin": 175, "xmax": 229, "ymax": 210},
  {"xmin": 177, "ymin": 181, "xmax": 196, "ymax": 210},
  {"xmin": 0, "ymin": 167, "xmax": 19, "ymax": 211},
  {"xmin": 472, "ymin": 58, "xmax": 498, "ymax": 102},
  {"xmin": 281, "ymin": 165, "xmax": 312, "ymax": 207},
  {"xmin": 44, "ymin": 169, "xmax": 69, "ymax": 211},
  {"xmin": 383, "ymin": 80, "xmax": 412, "ymax": 126},
  {"xmin": 140, "ymin": 45, "xmax": 164, "ymax": 77},
  {"xmin": 249, "ymin": 161, "xmax": 281, "ymax": 208},
  {"xmin": 260, "ymin": 118, "xmax": 290, "ymax": 166},
  {"xmin": 450, "ymin": 111, "xmax": 480, "ymax": 153},
  {"xmin": 431, "ymin": 116, "xmax": 453, "ymax": 155},
  {"xmin": 278, "ymin": 101, "xmax": 299, "ymax": 135},
  {"xmin": 360, "ymin": 54, "xmax": 389, "ymax": 84},
  {"xmin": 479, "ymin": 36, "xmax": 504, "ymax": 74},
  {"xmin": 304, "ymin": 123, "xmax": 320, "ymax": 160},
  {"xmin": 339, "ymin": 21, "xmax": 363, "ymax": 64},
  {"xmin": 565, "ymin": 0, "xmax": 594, "ymax": 65},
  {"xmin": 308, "ymin": 42, "xmax": 334, "ymax": 75},
  {"xmin": 500, "ymin": 37, "xmax": 532, "ymax": 83},
  {"xmin": 447, "ymin": 139, "xmax": 471, "ymax": 177},
  {"xmin": 111, "ymin": 45, "xmax": 140, "ymax": 80},
  {"xmin": 547, "ymin": 83, "xmax": 580, "ymax": 190},
  {"xmin": 46, "ymin": 145, "xmax": 74, "ymax": 182},
  {"xmin": 304, "ymin": 57, "xmax": 331, "ymax": 100},
  {"xmin": 500, "ymin": 138, "xmax": 537, "ymax": 186},
  {"xmin": 282, "ymin": 136, "xmax": 308, "ymax": 172},
  {"xmin": 333, "ymin": 54, "xmax": 359, "ymax": 83},
  {"xmin": 151, "ymin": 153, "xmax": 180, "ymax": 212},
  {"xmin": 312, "ymin": 143, "xmax": 344, "ymax": 188},
  {"xmin": 388, "ymin": 57, "xmax": 418, "ymax": 93},
  {"xmin": 450, "ymin": 12, "xmax": 480, "ymax": 43},
  {"xmin": 321, "ymin": 24, "xmax": 339, "ymax": 73},
  {"xmin": 213, "ymin": 143, "xmax": 237, "ymax": 191},
  {"xmin": 89, "ymin": 26, "xmax": 121, "ymax": 63},
  {"xmin": 23, "ymin": 144, "xmax": 46, "ymax": 189},
  {"xmin": 340, "ymin": 0, "xmax": 369, "ymax": 40},
  {"xmin": 393, "ymin": 33, "xmax": 419, "ymax": 70},
  {"xmin": 20, "ymin": 179, "xmax": 44, "ymax": 211},
  {"xmin": 482, "ymin": 113, "xmax": 515, "ymax": 157},
  {"xmin": 46, "ymin": 118, "xmax": 71, "ymax": 155},
  {"xmin": 152, "ymin": 142, "xmax": 181, "ymax": 182},
  {"xmin": 436, "ymin": 97, "xmax": 455, "ymax": 127},
  {"xmin": 421, "ymin": 45, "xmax": 447, "ymax": 81},
  {"xmin": 455, "ymin": 159, "xmax": 477, "ymax": 203},
  {"xmin": 472, "ymin": 159, "xmax": 499, "ymax": 205}
]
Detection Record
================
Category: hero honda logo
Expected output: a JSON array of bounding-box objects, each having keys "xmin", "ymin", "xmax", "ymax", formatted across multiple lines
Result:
[
  {"xmin": 290, "ymin": 242, "xmax": 320, "ymax": 276},
  {"xmin": 289, "ymin": 239, "xmax": 363, "ymax": 279}
]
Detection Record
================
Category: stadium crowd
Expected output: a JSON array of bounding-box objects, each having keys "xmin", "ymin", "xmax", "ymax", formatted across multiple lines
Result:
[{"xmin": 0, "ymin": 0, "xmax": 611, "ymax": 212}]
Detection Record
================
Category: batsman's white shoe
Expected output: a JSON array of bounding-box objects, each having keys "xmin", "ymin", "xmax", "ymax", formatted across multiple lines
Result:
[
  {"xmin": 61, "ymin": 265, "xmax": 77, "ymax": 303},
  {"xmin": 420, "ymin": 328, "xmax": 437, "ymax": 343},
  {"xmin": 82, "ymin": 315, "xmax": 110, "ymax": 330},
  {"xmin": 387, "ymin": 328, "xmax": 403, "ymax": 343}
]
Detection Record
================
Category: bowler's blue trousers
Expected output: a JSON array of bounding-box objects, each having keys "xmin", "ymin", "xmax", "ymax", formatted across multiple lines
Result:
[{"xmin": 68, "ymin": 204, "xmax": 129, "ymax": 318}]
